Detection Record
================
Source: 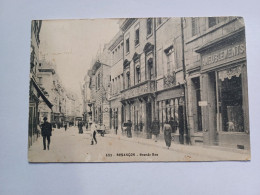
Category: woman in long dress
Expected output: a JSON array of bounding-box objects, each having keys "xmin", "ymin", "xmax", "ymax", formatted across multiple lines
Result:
[{"xmin": 164, "ymin": 122, "xmax": 172, "ymax": 149}]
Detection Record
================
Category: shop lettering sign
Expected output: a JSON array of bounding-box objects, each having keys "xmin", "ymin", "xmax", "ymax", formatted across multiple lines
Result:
[{"xmin": 202, "ymin": 43, "xmax": 245, "ymax": 66}]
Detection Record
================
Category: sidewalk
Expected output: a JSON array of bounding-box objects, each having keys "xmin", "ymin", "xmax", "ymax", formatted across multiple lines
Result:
[{"xmin": 105, "ymin": 133, "xmax": 251, "ymax": 161}]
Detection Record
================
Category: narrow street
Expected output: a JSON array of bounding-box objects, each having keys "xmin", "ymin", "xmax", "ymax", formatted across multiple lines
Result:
[{"xmin": 28, "ymin": 126, "xmax": 250, "ymax": 162}]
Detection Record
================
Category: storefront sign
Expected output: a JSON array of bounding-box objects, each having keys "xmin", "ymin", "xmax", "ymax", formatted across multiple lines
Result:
[
  {"xmin": 199, "ymin": 101, "xmax": 208, "ymax": 106},
  {"xmin": 202, "ymin": 43, "xmax": 245, "ymax": 66}
]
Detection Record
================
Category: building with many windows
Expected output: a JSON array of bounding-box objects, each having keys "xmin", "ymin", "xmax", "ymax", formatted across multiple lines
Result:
[
  {"xmin": 120, "ymin": 18, "xmax": 157, "ymax": 138},
  {"xmin": 84, "ymin": 17, "xmax": 250, "ymax": 150},
  {"xmin": 107, "ymin": 32, "xmax": 124, "ymax": 134}
]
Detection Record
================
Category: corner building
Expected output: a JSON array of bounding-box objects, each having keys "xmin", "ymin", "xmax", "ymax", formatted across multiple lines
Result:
[{"xmin": 184, "ymin": 17, "xmax": 250, "ymax": 149}]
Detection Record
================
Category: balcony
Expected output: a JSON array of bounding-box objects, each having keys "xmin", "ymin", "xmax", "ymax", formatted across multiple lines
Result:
[{"xmin": 121, "ymin": 80, "xmax": 155, "ymax": 101}]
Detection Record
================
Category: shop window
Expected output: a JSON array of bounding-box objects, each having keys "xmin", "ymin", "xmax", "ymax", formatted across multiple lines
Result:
[
  {"xmin": 218, "ymin": 68, "xmax": 244, "ymax": 132},
  {"xmin": 191, "ymin": 17, "xmax": 198, "ymax": 36},
  {"xmin": 135, "ymin": 28, "xmax": 140, "ymax": 46},
  {"xmin": 147, "ymin": 18, "xmax": 153, "ymax": 36}
]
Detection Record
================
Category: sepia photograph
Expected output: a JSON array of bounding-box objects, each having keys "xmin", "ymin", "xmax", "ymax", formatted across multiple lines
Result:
[{"xmin": 28, "ymin": 17, "xmax": 250, "ymax": 162}]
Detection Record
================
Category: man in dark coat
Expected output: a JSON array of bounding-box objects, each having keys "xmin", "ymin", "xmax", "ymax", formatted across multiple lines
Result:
[
  {"xmin": 169, "ymin": 117, "xmax": 178, "ymax": 133},
  {"xmin": 151, "ymin": 119, "xmax": 160, "ymax": 142},
  {"xmin": 41, "ymin": 117, "xmax": 52, "ymax": 150}
]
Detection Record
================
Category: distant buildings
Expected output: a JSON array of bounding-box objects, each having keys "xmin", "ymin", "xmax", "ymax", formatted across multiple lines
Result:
[
  {"xmin": 29, "ymin": 21, "xmax": 83, "ymax": 147},
  {"xmin": 82, "ymin": 17, "xmax": 249, "ymax": 150}
]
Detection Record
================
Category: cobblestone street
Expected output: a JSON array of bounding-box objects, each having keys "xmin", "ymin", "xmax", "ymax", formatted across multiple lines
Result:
[{"xmin": 28, "ymin": 126, "xmax": 250, "ymax": 162}]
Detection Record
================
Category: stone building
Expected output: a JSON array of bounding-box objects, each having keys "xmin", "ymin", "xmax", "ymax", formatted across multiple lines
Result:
[
  {"xmin": 119, "ymin": 18, "xmax": 186, "ymax": 140},
  {"xmin": 183, "ymin": 17, "xmax": 249, "ymax": 149},
  {"xmin": 120, "ymin": 18, "xmax": 157, "ymax": 138},
  {"xmin": 107, "ymin": 32, "xmax": 124, "ymax": 134},
  {"xmin": 154, "ymin": 18, "xmax": 186, "ymax": 143},
  {"xmin": 29, "ymin": 20, "xmax": 52, "ymax": 147},
  {"xmin": 89, "ymin": 46, "xmax": 111, "ymax": 129}
]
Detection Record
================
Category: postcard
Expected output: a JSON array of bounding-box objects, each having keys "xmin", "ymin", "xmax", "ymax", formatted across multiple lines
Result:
[{"xmin": 28, "ymin": 17, "xmax": 250, "ymax": 162}]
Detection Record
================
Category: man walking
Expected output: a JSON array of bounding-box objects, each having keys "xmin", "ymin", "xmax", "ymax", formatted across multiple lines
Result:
[{"xmin": 41, "ymin": 117, "xmax": 52, "ymax": 150}]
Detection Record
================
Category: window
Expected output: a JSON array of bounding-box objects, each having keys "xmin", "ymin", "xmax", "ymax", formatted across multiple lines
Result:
[
  {"xmin": 157, "ymin": 18, "xmax": 162, "ymax": 26},
  {"xmin": 191, "ymin": 17, "xmax": 198, "ymax": 36},
  {"xmin": 147, "ymin": 18, "xmax": 153, "ymax": 36},
  {"xmin": 217, "ymin": 68, "xmax": 244, "ymax": 132},
  {"xmin": 165, "ymin": 45, "xmax": 177, "ymax": 71},
  {"xmin": 148, "ymin": 58, "xmax": 153, "ymax": 80},
  {"xmin": 126, "ymin": 71, "xmax": 130, "ymax": 89},
  {"xmin": 112, "ymin": 79, "xmax": 114, "ymax": 95},
  {"xmin": 38, "ymin": 77, "xmax": 42, "ymax": 85},
  {"xmin": 191, "ymin": 77, "xmax": 202, "ymax": 132},
  {"xmin": 136, "ymin": 66, "xmax": 141, "ymax": 84},
  {"xmin": 135, "ymin": 28, "xmax": 140, "ymax": 46},
  {"xmin": 126, "ymin": 38, "xmax": 130, "ymax": 53},
  {"xmin": 208, "ymin": 17, "xmax": 217, "ymax": 28}
]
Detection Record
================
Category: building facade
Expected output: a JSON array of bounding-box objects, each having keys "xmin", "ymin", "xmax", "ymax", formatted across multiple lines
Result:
[
  {"xmin": 154, "ymin": 18, "xmax": 187, "ymax": 143},
  {"xmin": 120, "ymin": 18, "xmax": 157, "ymax": 138},
  {"xmin": 184, "ymin": 17, "xmax": 250, "ymax": 149},
  {"xmin": 107, "ymin": 32, "xmax": 124, "ymax": 134},
  {"xmin": 89, "ymin": 47, "xmax": 111, "ymax": 129},
  {"xmin": 29, "ymin": 20, "xmax": 52, "ymax": 147}
]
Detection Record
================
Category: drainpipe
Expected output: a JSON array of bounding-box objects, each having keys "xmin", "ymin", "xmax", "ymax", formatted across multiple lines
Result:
[
  {"xmin": 153, "ymin": 18, "xmax": 157, "ymax": 121},
  {"xmin": 181, "ymin": 17, "xmax": 191, "ymax": 145}
]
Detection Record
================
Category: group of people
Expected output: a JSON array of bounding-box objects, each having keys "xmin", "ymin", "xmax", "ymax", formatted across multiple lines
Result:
[
  {"xmin": 38, "ymin": 117, "xmax": 102, "ymax": 150},
  {"xmin": 39, "ymin": 116, "xmax": 181, "ymax": 151}
]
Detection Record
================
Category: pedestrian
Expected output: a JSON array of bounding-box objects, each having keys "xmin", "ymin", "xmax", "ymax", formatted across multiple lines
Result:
[
  {"xmin": 78, "ymin": 122, "xmax": 83, "ymax": 134},
  {"xmin": 91, "ymin": 123, "xmax": 97, "ymax": 144},
  {"xmin": 41, "ymin": 117, "xmax": 52, "ymax": 150},
  {"xmin": 163, "ymin": 121, "xmax": 172, "ymax": 149},
  {"xmin": 64, "ymin": 123, "xmax": 67, "ymax": 131},
  {"xmin": 100, "ymin": 124, "xmax": 105, "ymax": 137},
  {"xmin": 151, "ymin": 119, "xmax": 160, "ymax": 142},
  {"xmin": 169, "ymin": 117, "xmax": 178, "ymax": 134},
  {"xmin": 126, "ymin": 120, "xmax": 132, "ymax": 138}
]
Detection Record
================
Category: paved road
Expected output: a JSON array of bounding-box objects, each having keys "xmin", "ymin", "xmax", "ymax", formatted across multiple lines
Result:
[{"xmin": 28, "ymin": 126, "xmax": 245, "ymax": 162}]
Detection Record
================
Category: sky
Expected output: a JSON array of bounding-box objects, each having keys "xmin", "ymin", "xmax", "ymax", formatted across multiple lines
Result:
[{"xmin": 39, "ymin": 19, "xmax": 120, "ymax": 98}]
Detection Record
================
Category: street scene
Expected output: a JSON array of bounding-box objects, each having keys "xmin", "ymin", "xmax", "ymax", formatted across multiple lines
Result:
[{"xmin": 28, "ymin": 17, "xmax": 251, "ymax": 162}]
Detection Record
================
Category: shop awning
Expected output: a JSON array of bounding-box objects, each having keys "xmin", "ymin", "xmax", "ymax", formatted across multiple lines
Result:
[{"xmin": 31, "ymin": 77, "xmax": 53, "ymax": 109}]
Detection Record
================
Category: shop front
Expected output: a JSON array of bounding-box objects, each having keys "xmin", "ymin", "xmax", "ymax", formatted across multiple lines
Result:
[
  {"xmin": 156, "ymin": 86, "xmax": 186, "ymax": 143},
  {"xmin": 196, "ymin": 29, "xmax": 250, "ymax": 149},
  {"xmin": 121, "ymin": 80, "xmax": 156, "ymax": 138}
]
